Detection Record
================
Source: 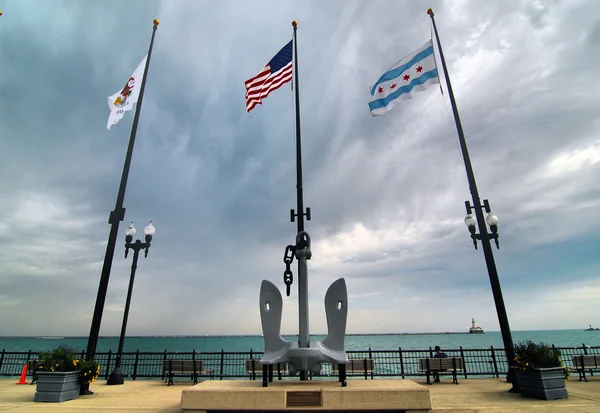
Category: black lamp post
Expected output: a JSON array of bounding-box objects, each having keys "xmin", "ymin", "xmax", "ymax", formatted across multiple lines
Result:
[{"xmin": 107, "ymin": 220, "xmax": 155, "ymax": 385}]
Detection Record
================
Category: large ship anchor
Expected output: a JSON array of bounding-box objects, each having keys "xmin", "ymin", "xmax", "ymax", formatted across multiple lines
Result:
[{"xmin": 259, "ymin": 231, "xmax": 349, "ymax": 387}]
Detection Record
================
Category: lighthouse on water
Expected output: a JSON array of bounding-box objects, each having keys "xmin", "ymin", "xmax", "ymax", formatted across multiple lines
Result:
[{"xmin": 469, "ymin": 318, "xmax": 484, "ymax": 334}]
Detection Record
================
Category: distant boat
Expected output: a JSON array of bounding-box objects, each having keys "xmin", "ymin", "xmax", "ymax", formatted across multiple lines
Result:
[
  {"xmin": 469, "ymin": 318, "xmax": 484, "ymax": 334},
  {"xmin": 585, "ymin": 324, "xmax": 599, "ymax": 331}
]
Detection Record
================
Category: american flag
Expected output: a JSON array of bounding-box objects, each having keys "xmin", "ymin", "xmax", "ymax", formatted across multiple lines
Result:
[{"xmin": 245, "ymin": 40, "xmax": 293, "ymax": 112}]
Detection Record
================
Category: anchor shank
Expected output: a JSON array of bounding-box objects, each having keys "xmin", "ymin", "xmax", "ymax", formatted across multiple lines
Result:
[{"xmin": 297, "ymin": 250, "xmax": 310, "ymax": 348}]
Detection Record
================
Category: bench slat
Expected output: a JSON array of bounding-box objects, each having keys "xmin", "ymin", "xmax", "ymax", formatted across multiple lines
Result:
[
  {"xmin": 163, "ymin": 359, "xmax": 203, "ymax": 373},
  {"xmin": 332, "ymin": 359, "xmax": 374, "ymax": 373},
  {"xmin": 418, "ymin": 357, "xmax": 464, "ymax": 371},
  {"xmin": 245, "ymin": 359, "xmax": 288, "ymax": 375},
  {"xmin": 572, "ymin": 355, "xmax": 599, "ymax": 368}
]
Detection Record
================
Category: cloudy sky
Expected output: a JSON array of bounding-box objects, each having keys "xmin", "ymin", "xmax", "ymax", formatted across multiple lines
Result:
[{"xmin": 1, "ymin": 0, "xmax": 599, "ymax": 338}]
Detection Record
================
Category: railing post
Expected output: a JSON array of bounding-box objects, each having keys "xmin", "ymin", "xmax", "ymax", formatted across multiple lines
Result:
[
  {"xmin": 132, "ymin": 350, "xmax": 140, "ymax": 380},
  {"xmin": 368, "ymin": 347, "xmax": 373, "ymax": 379},
  {"xmin": 162, "ymin": 350, "xmax": 167, "ymax": 381},
  {"xmin": 459, "ymin": 346, "xmax": 467, "ymax": 379},
  {"xmin": 583, "ymin": 343, "xmax": 589, "ymax": 355},
  {"xmin": 26, "ymin": 349, "xmax": 32, "ymax": 363},
  {"xmin": 398, "ymin": 347, "xmax": 405, "ymax": 379},
  {"xmin": 490, "ymin": 346, "xmax": 499, "ymax": 378},
  {"xmin": 105, "ymin": 350, "xmax": 113, "ymax": 379},
  {"xmin": 0, "ymin": 349, "xmax": 5, "ymax": 374},
  {"xmin": 192, "ymin": 349, "xmax": 197, "ymax": 382},
  {"xmin": 219, "ymin": 349, "xmax": 225, "ymax": 380}
]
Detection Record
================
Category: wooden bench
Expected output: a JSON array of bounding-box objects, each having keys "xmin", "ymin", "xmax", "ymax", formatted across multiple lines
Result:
[
  {"xmin": 245, "ymin": 359, "xmax": 288, "ymax": 381},
  {"xmin": 418, "ymin": 357, "xmax": 463, "ymax": 385},
  {"xmin": 572, "ymin": 354, "xmax": 600, "ymax": 382},
  {"xmin": 332, "ymin": 359, "xmax": 375, "ymax": 380},
  {"xmin": 162, "ymin": 360, "xmax": 213, "ymax": 385}
]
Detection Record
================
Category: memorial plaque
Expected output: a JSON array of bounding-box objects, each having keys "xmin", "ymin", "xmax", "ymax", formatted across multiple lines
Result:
[{"xmin": 286, "ymin": 390, "xmax": 322, "ymax": 407}]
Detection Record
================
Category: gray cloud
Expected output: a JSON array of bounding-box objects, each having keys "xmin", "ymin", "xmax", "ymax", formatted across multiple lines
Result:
[{"xmin": 1, "ymin": 0, "xmax": 599, "ymax": 338}]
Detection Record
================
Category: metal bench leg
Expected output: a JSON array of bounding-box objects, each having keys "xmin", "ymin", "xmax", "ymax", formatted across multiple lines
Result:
[
  {"xmin": 339, "ymin": 364, "xmax": 347, "ymax": 387},
  {"xmin": 269, "ymin": 364, "xmax": 274, "ymax": 383},
  {"xmin": 262, "ymin": 365, "xmax": 268, "ymax": 388},
  {"xmin": 426, "ymin": 371, "xmax": 431, "ymax": 385}
]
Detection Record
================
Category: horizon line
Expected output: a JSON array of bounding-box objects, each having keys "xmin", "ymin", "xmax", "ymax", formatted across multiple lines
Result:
[{"xmin": 1, "ymin": 328, "xmax": 592, "ymax": 339}]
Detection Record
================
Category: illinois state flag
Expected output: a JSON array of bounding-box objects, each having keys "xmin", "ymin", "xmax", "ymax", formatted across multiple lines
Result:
[
  {"xmin": 107, "ymin": 56, "xmax": 147, "ymax": 130},
  {"xmin": 368, "ymin": 40, "xmax": 439, "ymax": 117}
]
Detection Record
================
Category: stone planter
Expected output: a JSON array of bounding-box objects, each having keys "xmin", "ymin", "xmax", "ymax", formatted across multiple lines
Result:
[
  {"xmin": 516, "ymin": 367, "xmax": 568, "ymax": 400},
  {"xmin": 34, "ymin": 371, "xmax": 80, "ymax": 402}
]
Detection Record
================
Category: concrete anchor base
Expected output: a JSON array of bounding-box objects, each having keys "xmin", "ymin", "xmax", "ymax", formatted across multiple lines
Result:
[{"xmin": 181, "ymin": 379, "xmax": 432, "ymax": 412}]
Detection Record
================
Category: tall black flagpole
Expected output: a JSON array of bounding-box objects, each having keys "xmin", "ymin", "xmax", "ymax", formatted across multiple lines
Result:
[
  {"xmin": 291, "ymin": 20, "xmax": 307, "ymax": 234},
  {"xmin": 84, "ymin": 19, "xmax": 160, "ymax": 388},
  {"xmin": 291, "ymin": 20, "xmax": 311, "ymax": 382},
  {"xmin": 427, "ymin": 9, "xmax": 518, "ymax": 391}
]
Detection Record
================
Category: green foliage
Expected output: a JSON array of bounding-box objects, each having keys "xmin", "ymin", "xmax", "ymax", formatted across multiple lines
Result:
[
  {"xmin": 37, "ymin": 344, "xmax": 101, "ymax": 384},
  {"xmin": 37, "ymin": 345, "xmax": 78, "ymax": 373},
  {"xmin": 77, "ymin": 359, "xmax": 101, "ymax": 385},
  {"xmin": 513, "ymin": 340, "xmax": 571, "ymax": 380}
]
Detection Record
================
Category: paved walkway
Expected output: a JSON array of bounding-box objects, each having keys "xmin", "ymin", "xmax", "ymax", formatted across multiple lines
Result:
[{"xmin": 1, "ymin": 377, "xmax": 599, "ymax": 412}]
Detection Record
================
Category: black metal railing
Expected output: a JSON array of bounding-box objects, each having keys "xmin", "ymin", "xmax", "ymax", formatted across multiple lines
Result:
[{"xmin": 1, "ymin": 344, "xmax": 597, "ymax": 381}]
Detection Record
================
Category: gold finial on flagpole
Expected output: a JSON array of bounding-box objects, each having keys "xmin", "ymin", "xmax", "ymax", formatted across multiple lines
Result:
[
  {"xmin": 427, "ymin": 8, "xmax": 434, "ymax": 16},
  {"xmin": 153, "ymin": 19, "xmax": 160, "ymax": 26},
  {"xmin": 0, "ymin": 10, "xmax": 3, "ymax": 16},
  {"xmin": 292, "ymin": 20, "xmax": 298, "ymax": 27}
]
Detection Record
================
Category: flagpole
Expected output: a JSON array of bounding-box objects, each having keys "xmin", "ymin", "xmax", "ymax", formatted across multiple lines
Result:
[
  {"xmin": 291, "ymin": 20, "xmax": 312, "ymax": 382},
  {"xmin": 83, "ymin": 19, "xmax": 159, "ymax": 393},
  {"xmin": 291, "ymin": 20, "xmax": 306, "ymax": 235},
  {"xmin": 427, "ymin": 8, "xmax": 518, "ymax": 392}
]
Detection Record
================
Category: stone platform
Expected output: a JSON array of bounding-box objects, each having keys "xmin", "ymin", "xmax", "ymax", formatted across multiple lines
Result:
[{"xmin": 180, "ymin": 379, "xmax": 432, "ymax": 412}]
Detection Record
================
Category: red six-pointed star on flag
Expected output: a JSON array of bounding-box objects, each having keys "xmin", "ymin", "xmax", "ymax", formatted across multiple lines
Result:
[
  {"xmin": 390, "ymin": 83, "xmax": 397, "ymax": 89},
  {"xmin": 403, "ymin": 74, "xmax": 410, "ymax": 81},
  {"xmin": 416, "ymin": 65, "xmax": 423, "ymax": 73},
  {"xmin": 378, "ymin": 86, "xmax": 384, "ymax": 94}
]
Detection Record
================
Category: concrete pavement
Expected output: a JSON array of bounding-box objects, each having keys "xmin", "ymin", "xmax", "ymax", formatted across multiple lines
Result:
[{"xmin": 1, "ymin": 376, "xmax": 598, "ymax": 412}]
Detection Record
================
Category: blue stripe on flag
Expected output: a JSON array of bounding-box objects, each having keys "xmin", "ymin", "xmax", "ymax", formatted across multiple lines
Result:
[
  {"xmin": 370, "ymin": 45, "xmax": 435, "ymax": 96},
  {"xmin": 368, "ymin": 69, "xmax": 439, "ymax": 111}
]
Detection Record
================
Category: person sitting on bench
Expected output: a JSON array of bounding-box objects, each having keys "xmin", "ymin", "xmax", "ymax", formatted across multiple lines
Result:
[{"xmin": 433, "ymin": 345, "xmax": 447, "ymax": 383}]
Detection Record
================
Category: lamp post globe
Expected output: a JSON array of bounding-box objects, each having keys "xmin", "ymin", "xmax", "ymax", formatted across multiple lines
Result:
[
  {"xmin": 144, "ymin": 221, "xmax": 155, "ymax": 241},
  {"xmin": 485, "ymin": 212, "xmax": 498, "ymax": 227},
  {"xmin": 464, "ymin": 214, "xmax": 477, "ymax": 228}
]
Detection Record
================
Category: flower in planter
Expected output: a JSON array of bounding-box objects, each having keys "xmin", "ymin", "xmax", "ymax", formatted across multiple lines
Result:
[
  {"xmin": 513, "ymin": 340, "xmax": 571, "ymax": 380},
  {"xmin": 36, "ymin": 345, "xmax": 101, "ymax": 385}
]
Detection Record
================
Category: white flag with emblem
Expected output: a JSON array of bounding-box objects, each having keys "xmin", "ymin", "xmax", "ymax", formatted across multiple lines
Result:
[{"xmin": 107, "ymin": 55, "xmax": 147, "ymax": 130}]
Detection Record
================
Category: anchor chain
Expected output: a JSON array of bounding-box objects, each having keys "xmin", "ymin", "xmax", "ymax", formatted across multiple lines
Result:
[{"xmin": 282, "ymin": 235, "xmax": 309, "ymax": 297}]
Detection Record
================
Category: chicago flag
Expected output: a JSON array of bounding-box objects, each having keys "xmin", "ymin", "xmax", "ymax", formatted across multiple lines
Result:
[{"xmin": 369, "ymin": 39, "xmax": 440, "ymax": 117}]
